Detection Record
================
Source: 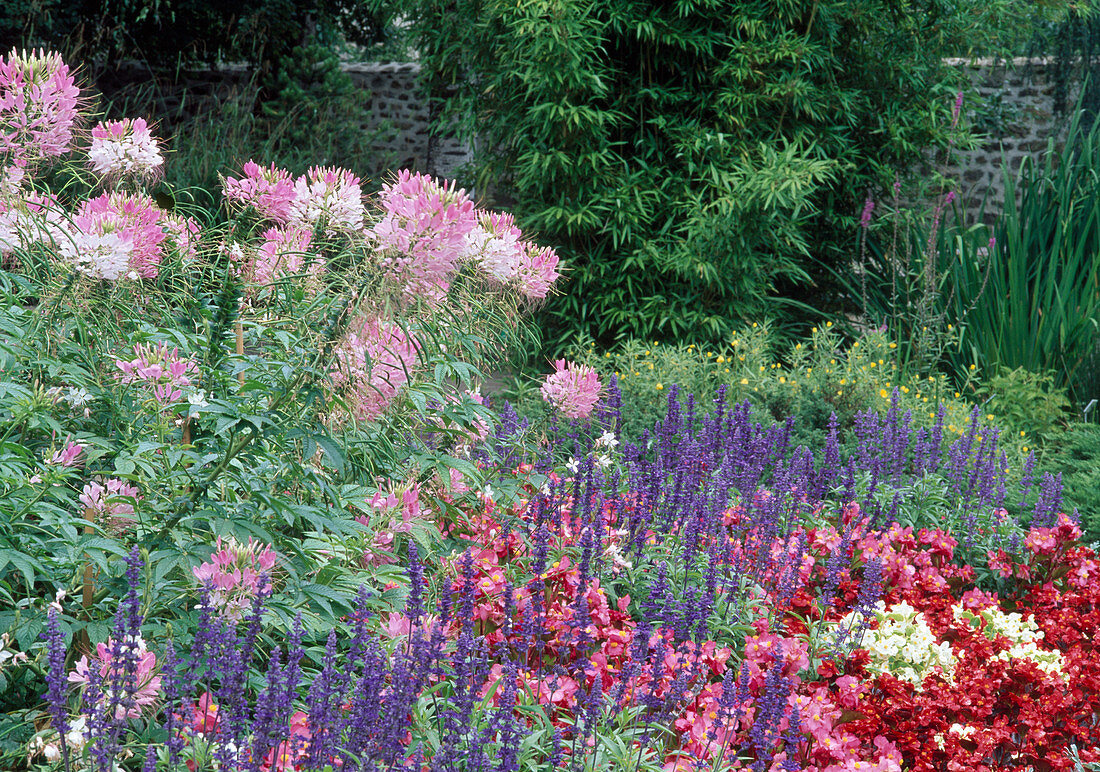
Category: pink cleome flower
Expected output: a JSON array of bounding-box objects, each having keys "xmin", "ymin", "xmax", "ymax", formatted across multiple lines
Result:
[
  {"xmin": 288, "ymin": 165, "xmax": 364, "ymax": 234},
  {"xmin": 222, "ymin": 160, "xmax": 297, "ymax": 223},
  {"xmin": 70, "ymin": 192, "xmax": 169, "ymax": 279},
  {"xmin": 357, "ymin": 481, "xmax": 431, "ymax": 567},
  {"xmin": 47, "ymin": 437, "xmax": 84, "ymax": 467},
  {"xmin": 463, "ymin": 210, "xmax": 523, "ymax": 283},
  {"xmin": 461, "ymin": 209, "xmax": 561, "ymax": 299},
  {"xmin": 192, "ymin": 536, "xmax": 278, "ymax": 622},
  {"xmin": 115, "ymin": 341, "xmax": 199, "ymax": 405},
  {"xmin": 514, "ymin": 242, "xmax": 561, "ymax": 300},
  {"xmin": 540, "ymin": 359, "xmax": 603, "ymax": 419},
  {"xmin": 68, "ymin": 635, "xmax": 161, "ymax": 719},
  {"xmin": 0, "ymin": 190, "xmax": 69, "ymax": 259},
  {"xmin": 239, "ymin": 225, "xmax": 323, "ymax": 292},
  {"xmin": 159, "ymin": 212, "xmax": 202, "ymax": 263},
  {"xmin": 332, "ymin": 316, "xmax": 422, "ymax": 422},
  {"xmin": 0, "ymin": 49, "xmax": 80, "ymax": 161},
  {"xmin": 88, "ymin": 117, "xmax": 163, "ymax": 179},
  {"xmin": 372, "ymin": 169, "xmax": 478, "ymax": 304},
  {"xmin": 79, "ymin": 477, "xmax": 141, "ymax": 534}
]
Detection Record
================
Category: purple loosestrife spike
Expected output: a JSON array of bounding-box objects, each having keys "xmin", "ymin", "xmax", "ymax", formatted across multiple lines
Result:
[
  {"xmin": 833, "ymin": 558, "xmax": 883, "ymax": 659},
  {"xmin": 161, "ymin": 641, "xmax": 186, "ymax": 765},
  {"xmin": 1033, "ymin": 472, "xmax": 1064, "ymax": 529},
  {"xmin": 952, "ymin": 90, "xmax": 964, "ymax": 129},
  {"xmin": 779, "ymin": 701, "xmax": 803, "ymax": 771},
  {"xmin": 492, "ymin": 657, "xmax": 522, "ymax": 772},
  {"xmin": 749, "ymin": 667, "xmax": 794, "ymax": 770},
  {"xmin": 304, "ymin": 630, "xmax": 345, "ymax": 768},
  {"xmin": 406, "ymin": 541, "xmax": 425, "ymax": 624},
  {"xmin": 860, "ymin": 195, "xmax": 875, "ymax": 230},
  {"xmin": 250, "ymin": 647, "xmax": 284, "ymax": 772}
]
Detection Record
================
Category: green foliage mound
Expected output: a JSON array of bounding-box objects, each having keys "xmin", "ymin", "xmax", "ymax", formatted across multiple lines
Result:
[{"xmin": 1040, "ymin": 423, "xmax": 1100, "ymax": 545}]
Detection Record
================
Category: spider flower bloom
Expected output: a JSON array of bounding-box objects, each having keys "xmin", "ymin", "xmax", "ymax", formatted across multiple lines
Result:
[
  {"xmin": 540, "ymin": 359, "xmax": 602, "ymax": 419},
  {"xmin": 47, "ymin": 438, "xmax": 84, "ymax": 467},
  {"xmin": 464, "ymin": 210, "xmax": 523, "ymax": 284},
  {"xmin": 332, "ymin": 317, "xmax": 422, "ymax": 422},
  {"xmin": 1, "ymin": 191, "xmax": 69, "ymax": 258},
  {"xmin": 71, "ymin": 192, "xmax": 168, "ymax": 279},
  {"xmin": 115, "ymin": 342, "xmax": 199, "ymax": 405},
  {"xmin": 0, "ymin": 49, "xmax": 80, "ymax": 160},
  {"xmin": 222, "ymin": 160, "xmax": 296, "ymax": 223},
  {"xmin": 288, "ymin": 165, "xmax": 364, "ymax": 233},
  {"xmin": 68, "ymin": 635, "xmax": 161, "ymax": 719},
  {"xmin": 160, "ymin": 212, "xmax": 202, "ymax": 263},
  {"xmin": 239, "ymin": 225, "xmax": 323, "ymax": 292},
  {"xmin": 515, "ymin": 242, "xmax": 560, "ymax": 299},
  {"xmin": 192, "ymin": 536, "xmax": 277, "ymax": 622},
  {"xmin": 88, "ymin": 117, "xmax": 163, "ymax": 179},
  {"xmin": 59, "ymin": 228, "xmax": 133, "ymax": 281},
  {"xmin": 79, "ymin": 477, "xmax": 141, "ymax": 534},
  {"xmin": 372, "ymin": 169, "xmax": 478, "ymax": 303}
]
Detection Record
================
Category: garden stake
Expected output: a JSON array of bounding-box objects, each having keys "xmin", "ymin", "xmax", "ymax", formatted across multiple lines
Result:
[
  {"xmin": 81, "ymin": 506, "xmax": 95, "ymax": 651},
  {"xmin": 236, "ymin": 319, "xmax": 245, "ymax": 386}
]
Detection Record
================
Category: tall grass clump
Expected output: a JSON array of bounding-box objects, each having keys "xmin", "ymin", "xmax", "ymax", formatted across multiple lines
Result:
[{"xmin": 859, "ymin": 103, "xmax": 1100, "ymax": 407}]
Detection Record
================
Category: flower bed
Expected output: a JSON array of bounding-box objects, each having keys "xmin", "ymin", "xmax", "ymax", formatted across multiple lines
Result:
[{"xmin": 0, "ymin": 48, "xmax": 1096, "ymax": 772}]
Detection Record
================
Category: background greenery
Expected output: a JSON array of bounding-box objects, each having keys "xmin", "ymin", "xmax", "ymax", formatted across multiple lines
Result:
[{"xmin": 400, "ymin": 0, "xmax": 1072, "ymax": 352}]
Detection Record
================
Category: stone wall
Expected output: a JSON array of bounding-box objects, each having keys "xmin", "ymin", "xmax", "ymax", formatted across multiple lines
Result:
[
  {"xmin": 93, "ymin": 60, "xmax": 472, "ymax": 180},
  {"xmin": 940, "ymin": 57, "xmax": 1078, "ymax": 224},
  {"xmin": 94, "ymin": 58, "xmax": 1075, "ymax": 208},
  {"xmin": 342, "ymin": 62, "xmax": 472, "ymax": 179}
]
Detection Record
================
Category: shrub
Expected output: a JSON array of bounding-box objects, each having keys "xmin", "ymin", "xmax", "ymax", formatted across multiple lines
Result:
[
  {"xmin": 402, "ymin": 0, "xmax": 1071, "ymax": 351},
  {"xmin": 511, "ymin": 324, "xmax": 1035, "ymax": 470}
]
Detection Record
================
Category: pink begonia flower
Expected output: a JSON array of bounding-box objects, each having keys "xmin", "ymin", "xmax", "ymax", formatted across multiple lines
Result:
[
  {"xmin": 47, "ymin": 438, "xmax": 84, "ymax": 467},
  {"xmin": 88, "ymin": 117, "xmax": 163, "ymax": 179},
  {"xmin": 372, "ymin": 169, "xmax": 478, "ymax": 304},
  {"xmin": 1025, "ymin": 512, "xmax": 1082, "ymax": 556},
  {"xmin": 540, "ymin": 359, "xmax": 602, "ymax": 419},
  {"xmin": 71, "ymin": 192, "xmax": 168, "ymax": 279},
  {"xmin": 332, "ymin": 316, "xmax": 422, "ymax": 422},
  {"xmin": 0, "ymin": 49, "xmax": 80, "ymax": 161},
  {"xmin": 288, "ymin": 165, "xmax": 364, "ymax": 233},
  {"xmin": 380, "ymin": 611, "xmax": 454, "ymax": 643},
  {"xmin": 238, "ymin": 225, "xmax": 323, "ymax": 294},
  {"xmin": 68, "ymin": 635, "xmax": 161, "ymax": 719},
  {"xmin": 79, "ymin": 478, "xmax": 140, "ymax": 534},
  {"xmin": 192, "ymin": 536, "xmax": 278, "ymax": 622},
  {"xmin": 222, "ymin": 160, "xmax": 297, "ymax": 223},
  {"xmin": 262, "ymin": 710, "xmax": 311, "ymax": 772}
]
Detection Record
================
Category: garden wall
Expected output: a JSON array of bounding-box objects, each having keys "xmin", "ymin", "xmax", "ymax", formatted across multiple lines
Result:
[
  {"xmin": 94, "ymin": 58, "xmax": 1074, "ymax": 216},
  {"xmin": 940, "ymin": 57, "xmax": 1078, "ymax": 225}
]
